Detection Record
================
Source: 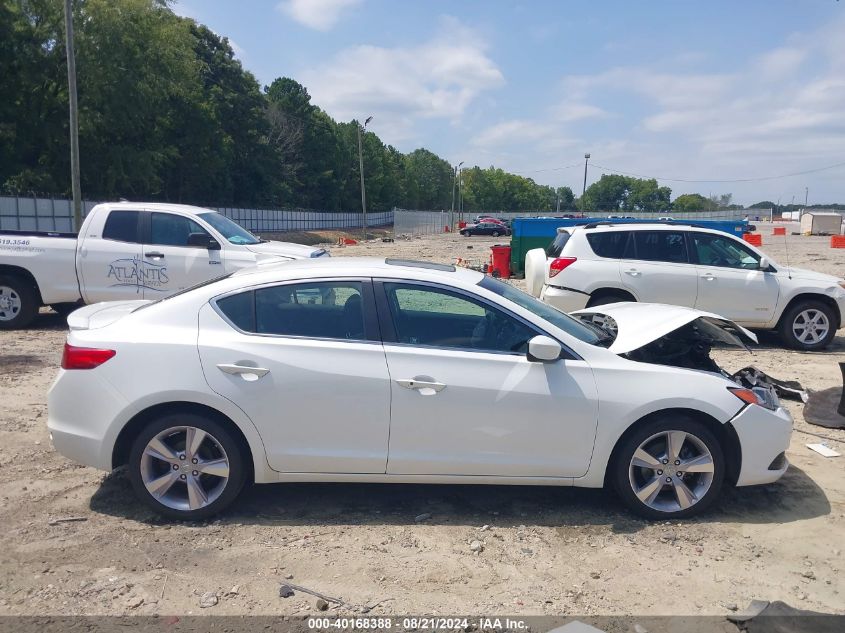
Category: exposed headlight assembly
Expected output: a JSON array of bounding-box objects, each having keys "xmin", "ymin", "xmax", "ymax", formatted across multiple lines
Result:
[{"xmin": 728, "ymin": 386, "xmax": 779, "ymax": 411}]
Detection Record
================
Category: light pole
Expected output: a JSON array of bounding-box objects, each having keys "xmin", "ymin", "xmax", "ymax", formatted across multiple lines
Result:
[
  {"xmin": 357, "ymin": 115, "xmax": 373, "ymax": 239},
  {"xmin": 582, "ymin": 153, "xmax": 590, "ymax": 199},
  {"xmin": 63, "ymin": 0, "xmax": 82, "ymax": 230}
]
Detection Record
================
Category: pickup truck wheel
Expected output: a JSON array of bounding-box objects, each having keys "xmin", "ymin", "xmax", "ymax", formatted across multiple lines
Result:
[
  {"xmin": 0, "ymin": 275, "xmax": 38, "ymax": 329},
  {"xmin": 612, "ymin": 414, "xmax": 724, "ymax": 520},
  {"xmin": 779, "ymin": 300, "xmax": 836, "ymax": 351},
  {"xmin": 128, "ymin": 413, "xmax": 247, "ymax": 520}
]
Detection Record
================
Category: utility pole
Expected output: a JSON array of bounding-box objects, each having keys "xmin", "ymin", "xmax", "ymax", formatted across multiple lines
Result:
[
  {"xmin": 582, "ymin": 153, "xmax": 591, "ymax": 196},
  {"xmin": 357, "ymin": 116, "xmax": 372, "ymax": 240},
  {"xmin": 63, "ymin": 0, "xmax": 82, "ymax": 231}
]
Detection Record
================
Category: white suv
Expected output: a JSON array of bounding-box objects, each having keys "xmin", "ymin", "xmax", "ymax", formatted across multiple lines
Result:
[{"xmin": 524, "ymin": 222, "xmax": 845, "ymax": 351}]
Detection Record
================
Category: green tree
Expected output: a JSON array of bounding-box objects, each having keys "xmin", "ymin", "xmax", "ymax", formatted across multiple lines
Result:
[{"xmin": 672, "ymin": 193, "xmax": 714, "ymax": 212}]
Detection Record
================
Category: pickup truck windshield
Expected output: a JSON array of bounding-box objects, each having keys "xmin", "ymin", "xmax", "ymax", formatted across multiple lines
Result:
[
  {"xmin": 198, "ymin": 213, "xmax": 261, "ymax": 245},
  {"xmin": 478, "ymin": 276, "xmax": 603, "ymax": 345}
]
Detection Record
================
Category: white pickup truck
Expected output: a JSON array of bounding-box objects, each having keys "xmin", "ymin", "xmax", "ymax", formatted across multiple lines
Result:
[{"xmin": 0, "ymin": 201, "xmax": 329, "ymax": 328}]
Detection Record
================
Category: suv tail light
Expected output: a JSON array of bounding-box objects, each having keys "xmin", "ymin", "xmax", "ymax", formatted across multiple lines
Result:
[
  {"xmin": 61, "ymin": 343, "xmax": 116, "ymax": 370},
  {"xmin": 549, "ymin": 257, "xmax": 577, "ymax": 278}
]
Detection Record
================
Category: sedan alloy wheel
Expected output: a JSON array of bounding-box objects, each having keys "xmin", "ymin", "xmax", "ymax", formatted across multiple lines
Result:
[
  {"xmin": 128, "ymin": 413, "xmax": 247, "ymax": 519},
  {"xmin": 628, "ymin": 430, "xmax": 715, "ymax": 513},
  {"xmin": 140, "ymin": 425, "xmax": 230, "ymax": 511}
]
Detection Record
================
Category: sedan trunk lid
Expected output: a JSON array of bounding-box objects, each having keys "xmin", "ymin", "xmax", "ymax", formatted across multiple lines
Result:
[{"xmin": 66, "ymin": 300, "xmax": 151, "ymax": 330}]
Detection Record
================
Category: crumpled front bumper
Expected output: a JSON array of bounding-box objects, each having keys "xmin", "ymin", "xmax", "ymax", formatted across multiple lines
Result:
[{"xmin": 729, "ymin": 403, "xmax": 793, "ymax": 486}]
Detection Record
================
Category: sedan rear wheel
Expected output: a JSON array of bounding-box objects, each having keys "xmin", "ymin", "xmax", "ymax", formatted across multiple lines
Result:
[
  {"xmin": 128, "ymin": 413, "xmax": 247, "ymax": 520},
  {"xmin": 612, "ymin": 415, "xmax": 724, "ymax": 519}
]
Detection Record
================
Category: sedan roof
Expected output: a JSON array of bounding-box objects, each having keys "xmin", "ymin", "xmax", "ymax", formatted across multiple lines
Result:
[{"xmin": 229, "ymin": 257, "xmax": 486, "ymax": 285}]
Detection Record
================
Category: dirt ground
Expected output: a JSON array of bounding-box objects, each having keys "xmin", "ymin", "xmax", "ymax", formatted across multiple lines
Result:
[{"xmin": 1, "ymin": 224, "xmax": 844, "ymax": 618}]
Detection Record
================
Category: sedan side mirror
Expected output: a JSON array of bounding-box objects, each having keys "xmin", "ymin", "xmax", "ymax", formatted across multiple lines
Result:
[
  {"xmin": 527, "ymin": 335, "xmax": 562, "ymax": 362},
  {"xmin": 188, "ymin": 232, "xmax": 221, "ymax": 250},
  {"xmin": 759, "ymin": 256, "xmax": 769, "ymax": 271}
]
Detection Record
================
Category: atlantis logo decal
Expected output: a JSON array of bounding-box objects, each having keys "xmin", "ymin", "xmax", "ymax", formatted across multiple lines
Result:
[{"xmin": 107, "ymin": 257, "xmax": 170, "ymax": 293}]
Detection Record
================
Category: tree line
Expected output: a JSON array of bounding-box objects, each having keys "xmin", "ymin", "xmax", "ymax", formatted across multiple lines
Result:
[
  {"xmin": 2, "ymin": 0, "xmax": 837, "ymax": 214},
  {"xmin": 0, "ymin": 0, "xmax": 570, "ymax": 213}
]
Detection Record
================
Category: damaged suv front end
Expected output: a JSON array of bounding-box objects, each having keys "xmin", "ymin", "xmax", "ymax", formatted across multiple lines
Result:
[{"xmin": 572, "ymin": 302, "xmax": 794, "ymax": 486}]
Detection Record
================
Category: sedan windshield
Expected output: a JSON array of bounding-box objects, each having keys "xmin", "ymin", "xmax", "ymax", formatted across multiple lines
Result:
[
  {"xmin": 478, "ymin": 276, "xmax": 603, "ymax": 345},
  {"xmin": 198, "ymin": 212, "xmax": 261, "ymax": 245}
]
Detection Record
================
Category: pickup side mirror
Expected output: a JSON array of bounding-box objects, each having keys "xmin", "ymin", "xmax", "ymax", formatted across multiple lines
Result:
[
  {"xmin": 759, "ymin": 256, "xmax": 769, "ymax": 271},
  {"xmin": 527, "ymin": 335, "xmax": 562, "ymax": 362},
  {"xmin": 187, "ymin": 232, "xmax": 221, "ymax": 250}
]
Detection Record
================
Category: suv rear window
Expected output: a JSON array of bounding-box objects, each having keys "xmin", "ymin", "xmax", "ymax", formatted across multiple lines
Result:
[
  {"xmin": 546, "ymin": 231, "xmax": 571, "ymax": 257},
  {"xmin": 586, "ymin": 231, "xmax": 631, "ymax": 258}
]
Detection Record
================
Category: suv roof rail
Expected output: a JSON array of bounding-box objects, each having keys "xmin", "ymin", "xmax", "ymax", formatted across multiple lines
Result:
[{"xmin": 580, "ymin": 220, "xmax": 707, "ymax": 230}]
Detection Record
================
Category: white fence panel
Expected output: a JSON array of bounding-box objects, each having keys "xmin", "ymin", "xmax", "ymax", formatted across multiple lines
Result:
[{"xmin": 0, "ymin": 195, "xmax": 392, "ymax": 233}]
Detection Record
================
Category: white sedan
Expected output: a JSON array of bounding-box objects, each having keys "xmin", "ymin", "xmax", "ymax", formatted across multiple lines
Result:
[{"xmin": 48, "ymin": 258, "xmax": 792, "ymax": 520}]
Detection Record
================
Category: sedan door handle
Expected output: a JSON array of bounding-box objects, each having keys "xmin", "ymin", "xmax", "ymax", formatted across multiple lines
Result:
[
  {"xmin": 701, "ymin": 273, "xmax": 716, "ymax": 280},
  {"xmin": 396, "ymin": 378, "xmax": 447, "ymax": 393},
  {"xmin": 624, "ymin": 268, "xmax": 641, "ymax": 277},
  {"xmin": 145, "ymin": 252, "xmax": 165, "ymax": 259},
  {"xmin": 217, "ymin": 363, "xmax": 270, "ymax": 381}
]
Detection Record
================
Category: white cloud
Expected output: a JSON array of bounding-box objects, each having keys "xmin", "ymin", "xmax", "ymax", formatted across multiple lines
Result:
[
  {"xmin": 490, "ymin": 15, "xmax": 845, "ymax": 203},
  {"xmin": 277, "ymin": 0, "xmax": 362, "ymax": 31},
  {"xmin": 472, "ymin": 120, "xmax": 560, "ymax": 148},
  {"xmin": 300, "ymin": 17, "xmax": 504, "ymax": 141}
]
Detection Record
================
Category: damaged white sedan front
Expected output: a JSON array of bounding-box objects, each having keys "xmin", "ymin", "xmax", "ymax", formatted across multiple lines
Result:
[{"xmin": 572, "ymin": 301, "xmax": 794, "ymax": 497}]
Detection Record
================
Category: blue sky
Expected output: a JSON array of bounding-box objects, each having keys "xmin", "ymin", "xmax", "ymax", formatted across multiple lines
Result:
[{"xmin": 174, "ymin": 0, "xmax": 845, "ymax": 205}]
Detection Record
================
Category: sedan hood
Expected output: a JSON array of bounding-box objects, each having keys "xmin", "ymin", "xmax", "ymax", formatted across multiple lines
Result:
[
  {"xmin": 244, "ymin": 240, "xmax": 329, "ymax": 260},
  {"xmin": 571, "ymin": 302, "xmax": 757, "ymax": 354}
]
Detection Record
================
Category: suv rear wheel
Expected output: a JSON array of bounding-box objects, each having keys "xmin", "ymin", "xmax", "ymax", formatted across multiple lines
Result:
[{"xmin": 587, "ymin": 291, "xmax": 633, "ymax": 308}]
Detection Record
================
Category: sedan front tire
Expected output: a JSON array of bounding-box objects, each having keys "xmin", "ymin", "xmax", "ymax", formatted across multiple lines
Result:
[{"xmin": 611, "ymin": 414, "xmax": 725, "ymax": 519}]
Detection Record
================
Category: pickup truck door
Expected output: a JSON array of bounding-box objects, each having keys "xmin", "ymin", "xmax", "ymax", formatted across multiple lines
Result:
[
  {"xmin": 77, "ymin": 209, "xmax": 148, "ymax": 302},
  {"xmin": 618, "ymin": 230, "xmax": 699, "ymax": 306},
  {"xmin": 140, "ymin": 211, "xmax": 223, "ymax": 298}
]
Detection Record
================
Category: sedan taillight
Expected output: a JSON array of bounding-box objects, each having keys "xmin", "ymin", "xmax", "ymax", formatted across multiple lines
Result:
[
  {"xmin": 61, "ymin": 343, "xmax": 116, "ymax": 370},
  {"xmin": 549, "ymin": 257, "xmax": 577, "ymax": 278}
]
